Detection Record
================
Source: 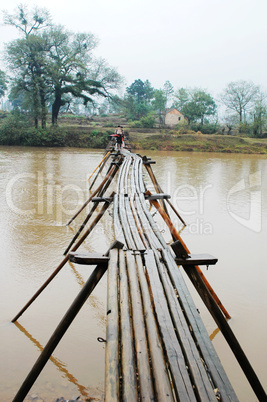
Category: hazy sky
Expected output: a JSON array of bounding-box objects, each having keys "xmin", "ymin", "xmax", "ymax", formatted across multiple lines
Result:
[{"xmin": 1, "ymin": 0, "xmax": 267, "ymax": 97}]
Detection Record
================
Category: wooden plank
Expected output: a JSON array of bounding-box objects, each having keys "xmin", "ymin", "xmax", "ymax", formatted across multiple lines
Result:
[
  {"xmin": 129, "ymin": 194, "xmax": 148, "ymax": 249},
  {"xmin": 162, "ymin": 248, "xmax": 238, "ymax": 402},
  {"xmin": 119, "ymin": 250, "xmax": 138, "ymax": 401},
  {"xmin": 125, "ymin": 251, "xmax": 155, "ymax": 400},
  {"xmin": 68, "ymin": 252, "xmax": 109, "ymax": 265},
  {"xmin": 132, "ymin": 157, "xmax": 142, "ymax": 194},
  {"xmin": 139, "ymin": 193, "xmax": 167, "ymax": 249},
  {"xmin": 118, "ymin": 194, "xmax": 136, "ymax": 250},
  {"xmin": 144, "ymin": 250, "xmax": 197, "ymax": 402},
  {"xmin": 137, "ymin": 157, "xmax": 146, "ymax": 194},
  {"xmin": 124, "ymin": 195, "xmax": 146, "ymax": 251},
  {"xmin": 105, "ymin": 248, "xmax": 120, "ymax": 401},
  {"xmin": 175, "ymin": 254, "xmax": 218, "ymax": 266},
  {"xmin": 153, "ymin": 250, "xmax": 218, "ymax": 401},
  {"xmin": 134, "ymin": 193, "xmax": 162, "ymax": 249},
  {"xmin": 123, "ymin": 155, "xmax": 132, "ymax": 195},
  {"xmin": 113, "ymin": 194, "xmax": 126, "ymax": 247},
  {"xmin": 135, "ymin": 253, "xmax": 175, "ymax": 401}
]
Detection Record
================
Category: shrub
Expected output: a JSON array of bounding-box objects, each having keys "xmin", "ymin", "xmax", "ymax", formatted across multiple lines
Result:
[{"xmin": 140, "ymin": 114, "xmax": 155, "ymax": 128}]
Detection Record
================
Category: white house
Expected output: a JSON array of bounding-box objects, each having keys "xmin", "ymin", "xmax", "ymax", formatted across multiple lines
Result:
[{"xmin": 164, "ymin": 108, "xmax": 186, "ymax": 127}]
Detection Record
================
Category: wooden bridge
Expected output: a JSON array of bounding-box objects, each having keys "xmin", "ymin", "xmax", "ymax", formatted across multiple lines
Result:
[{"xmin": 12, "ymin": 140, "xmax": 267, "ymax": 401}]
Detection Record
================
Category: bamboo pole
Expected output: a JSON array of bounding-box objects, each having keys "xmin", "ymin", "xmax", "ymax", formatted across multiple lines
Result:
[
  {"xmin": 64, "ymin": 203, "xmax": 99, "ymax": 255},
  {"xmin": 87, "ymin": 151, "xmax": 111, "ymax": 183},
  {"xmin": 144, "ymin": 163, "xmax": 186, "ymax": 226},
  {"xmin": 12, "ymin": 196, "xmax": 114, "ymax": 323},
  {"xmin": 145, "ymin": 190, "xmax": 231, "ymax": 320},
  {"xmin": 66, "ymin": 160, "xmax": 121, "ymax": 226},
  {"xmin": 13, "ymin": 240, "xmax": 124, "ymax": 402},
  {"xmin": 64, "ymin": 161, "xmax": 120, "ymax": 255},
  {"xmin": 89, "ymin": 150, "xmax": 113, "ymax": 191}
]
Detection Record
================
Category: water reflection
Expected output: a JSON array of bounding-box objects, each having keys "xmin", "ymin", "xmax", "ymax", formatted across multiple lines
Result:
[{"xmin": 14, "ymin": 322, "xmax": 91, "ymax": 398}]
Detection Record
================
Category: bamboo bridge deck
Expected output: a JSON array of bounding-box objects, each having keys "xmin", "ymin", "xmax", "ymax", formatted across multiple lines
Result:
[
  {"xmin": 12, "ymin": 140, "xmax": 267, "ymax": 401},
  {"xmin": 104, "ymin": 149, "xmax": 236, "ymax": 401}
]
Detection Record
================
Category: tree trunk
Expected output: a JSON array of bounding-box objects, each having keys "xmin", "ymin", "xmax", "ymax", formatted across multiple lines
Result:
[
  {"xmin": 52, "ymin": 94, "xmax": 61, "ymax": 125},
  {"xmin": 40, "ymin": 90, "xmax": 47, "ymax": 129}
]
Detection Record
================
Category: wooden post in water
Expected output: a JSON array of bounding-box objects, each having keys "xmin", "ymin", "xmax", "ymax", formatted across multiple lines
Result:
[
  {"xmin": 171, "ymin": 243, "xmax": 267, "ymax": 402},
  {"xmin": 144, "ymin": 159, "xmax": 186, "ymax": 226},
  {"xmin": 66, "ymin": 159, "xmax": 121, "ymax": 226},
  {"xmin": 87, "ymin": 150, "xmax": 111, "ymax": 183},
  {"xmin": 64, "ymin": 160, "xmax": 120, "ymax": 255},
  {"xmin": 145, "ymin": 190, "xmax": 231, "ymax": 320},
  {"xmin": 12, "ymin": 240, "xmax": 124, "ymax": 402},
  {"xmin": 12, "ymin": 196, "xmax": 114, "ymax": 323}
]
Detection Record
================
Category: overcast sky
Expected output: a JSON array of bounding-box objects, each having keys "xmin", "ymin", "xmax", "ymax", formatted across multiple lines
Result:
[{"xmin": 1, "ymin": 0, "xmax": 267, "ymax": 97}]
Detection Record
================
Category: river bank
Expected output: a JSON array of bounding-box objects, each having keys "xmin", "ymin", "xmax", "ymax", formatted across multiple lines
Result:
[{"xmin": 1, "ymin": 112, "xmax": 267, "ymax": 153}]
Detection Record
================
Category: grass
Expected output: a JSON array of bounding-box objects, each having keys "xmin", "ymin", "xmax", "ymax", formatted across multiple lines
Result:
[{"xmin": 129, "ymin": 132, "xmax": 267, "ymax": 154}]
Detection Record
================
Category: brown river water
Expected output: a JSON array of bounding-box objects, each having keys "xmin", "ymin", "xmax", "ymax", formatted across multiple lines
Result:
[{"xmin": 0, "ymin": 146, "xmax": 266, "ymax": 401}]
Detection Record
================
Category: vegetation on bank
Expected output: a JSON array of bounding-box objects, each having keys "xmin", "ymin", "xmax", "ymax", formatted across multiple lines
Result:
[
  {"xmin": 0, "ymin": 111, "xmax": 267, "ymax": 154},
  {"xmin": 130, "ymin": 131, "xmax": 267, "ymax": 154}
]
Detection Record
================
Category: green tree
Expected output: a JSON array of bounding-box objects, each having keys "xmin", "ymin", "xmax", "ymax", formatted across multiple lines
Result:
[
  {"xmin": 174, "ymin": 88, "xmax": 190, "ymax": 112},
  {"xmin": 220, "ymin": 80, "xmax": 259, "ymax": 123},
  {"xmin": 46, "ymin": 26, "xmax": 106, "ymax": 125},
  {"xmin": 4, "ymin": 5, "xmax": 122, "ymax": 127},
  {"xmin": 174, "ymin": 88, "xmax": 217, "ymax": 125},
  {"xmin": 4, "ymin": 5, "xmax": 51, "ymax": 127},
  {"xmin": 126, "ymin": 79, "xmax": 154, "ymax": 103},
  {"xmin": 163, "ymin": 80, "xmax": 174, "ymax": 106},
  {"xmin": 125, "ymin": 79, "xmax": 154, "ymax": 119},
  {"xmin": 152, "ymin": 89, "xmax": 167, "ymax": 125},
  {"xmin": 0, "ymin": 70, "xmax": 8, "ymax": 99},
  {"xmin": 251, "ymin": 93, "xmax": 267, "ymax": 137}
]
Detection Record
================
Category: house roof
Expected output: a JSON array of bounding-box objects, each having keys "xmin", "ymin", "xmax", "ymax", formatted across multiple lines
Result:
[{"xmin": 165, "ymin": 108, "xmax": 183, "ymax": 115}]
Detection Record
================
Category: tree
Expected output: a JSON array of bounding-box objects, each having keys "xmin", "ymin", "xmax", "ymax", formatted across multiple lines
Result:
[
  {"xmin": 5, "ymin": 33, "xmax": 50, "ymax": 128},
  {"xmin": 174, "ymin": 88, "xmax": 190, "ymax": 112},
  {"xmin": 152, "ymin": 89, "xmax": 167, "ymax": 125},
  {"xmin": 4, "ymin": 5, "xmax": 122, "ymax": 126},
  {"xmin": 220, "ymin": 80, "xmax": 259, "ymax": 123},
  {"xmin": 251, "ymin": 92, "xmax": 267, "ymax": 137},
  {"xmin": 4, "ymin": 5, "xmax": 52, "ymax": 127},
  {"xmin": 3, "ymin": 4, "xmax": 51, "ymax": 37},
  {"xmin": 163, "ymin": 80, "xmax": 174, "ymax": 106},
  {"xmin": 45, "ymin": 26, "xmax": 107, "ymax": 125},
  {"xmin": 124, "ymin": 79, "xmax": 154, "ymax": 119},
  {"xmin": 174, "ymin": 88, "xmax": 217, "ymax": 125},
  {"xmin": 126, "ymin": 79, "xmax": 154, "ymax": 103},
  {"xmin": 0, "ymin": 70, "xmax": 8, "ymax": 100}
]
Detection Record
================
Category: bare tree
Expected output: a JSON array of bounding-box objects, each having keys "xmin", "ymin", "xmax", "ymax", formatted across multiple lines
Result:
[
  {"xmin": 220, "ymin": 80, "xmax": 259, "ymax": 123},
  {"xmin": 3, "ymin": 4, "xmax": 51, "ymax": 36}
]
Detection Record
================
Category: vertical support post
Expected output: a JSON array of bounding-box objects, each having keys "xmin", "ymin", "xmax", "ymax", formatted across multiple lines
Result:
[
  {"xmin": 180, "ymin": 262, "xmax": 267, "ymax": 402},
  {"xmin": 13, "ymin": 241, "xmax": 124, "ymax": 402}
]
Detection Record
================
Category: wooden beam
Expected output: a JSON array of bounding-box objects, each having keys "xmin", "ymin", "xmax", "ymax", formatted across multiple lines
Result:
[
  {"xmin": 68, "ymin": 252, "xmax": 109, "ymax": 266},
  {"xmin": 175, "ymin": 254, "xmax": 218, "ymax": 266},
  {"xmin": 145, "ymin": 193, "xmax": 171, "ymax": 200}
]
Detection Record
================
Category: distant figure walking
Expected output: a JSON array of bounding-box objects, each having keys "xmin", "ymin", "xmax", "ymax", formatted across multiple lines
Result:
[{"xmin": 114, "ymin": 125, "xmax": 124, "ymax": 149}]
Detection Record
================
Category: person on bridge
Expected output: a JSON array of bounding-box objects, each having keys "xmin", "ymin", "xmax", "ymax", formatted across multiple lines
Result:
[{"xmin": 114, "ymin": 125, "xmax": 124, "ymax": 149}]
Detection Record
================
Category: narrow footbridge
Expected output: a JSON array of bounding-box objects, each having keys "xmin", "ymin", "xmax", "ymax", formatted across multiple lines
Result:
[{"xmin": 12, "ymin": 144, "xmax": 267, "ymax": 401}]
